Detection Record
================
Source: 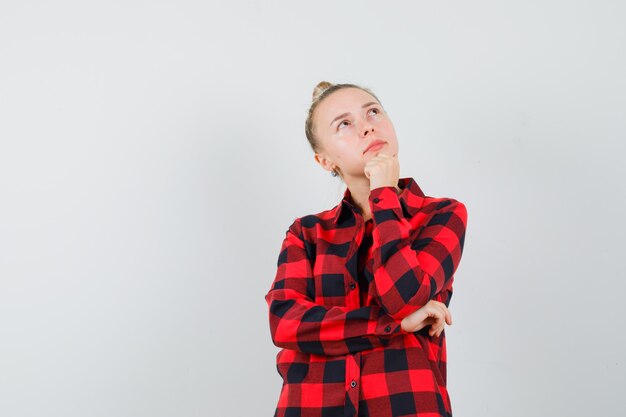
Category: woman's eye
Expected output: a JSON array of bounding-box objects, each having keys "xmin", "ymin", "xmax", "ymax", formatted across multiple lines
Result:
[
  {"xmin": 369, "ymin": 108, "xmax": 380, "ymax": 116},
  {"xmin": 338, "ymin": 120, "xmax": 350, "ymax": 129}
]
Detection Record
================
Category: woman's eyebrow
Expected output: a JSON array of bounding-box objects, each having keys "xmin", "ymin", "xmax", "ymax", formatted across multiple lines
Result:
[{"xmin": 329, "ymin": 101, "xmax": 379, "ymax": 127}]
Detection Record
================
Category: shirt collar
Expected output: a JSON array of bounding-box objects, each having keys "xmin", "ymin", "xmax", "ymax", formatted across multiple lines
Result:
[{"xmin": 332, "ymin": 176, "xmax": 425, "ymax": 225}]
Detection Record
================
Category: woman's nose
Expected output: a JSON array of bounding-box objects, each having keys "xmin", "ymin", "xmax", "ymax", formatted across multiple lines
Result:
[{"xmin": 361, "ymin": 121, "xmax": 374, "ymax": 137}]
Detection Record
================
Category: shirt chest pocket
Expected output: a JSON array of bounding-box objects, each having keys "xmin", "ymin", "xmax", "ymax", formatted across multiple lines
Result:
[{"xmin": 311, "ymin": 239, "xmax": 352, "ymax": 306}]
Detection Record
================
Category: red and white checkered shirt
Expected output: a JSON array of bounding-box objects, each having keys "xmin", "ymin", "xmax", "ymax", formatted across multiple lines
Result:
[{"xmin": 265, "ymin": 177, "xmax": 468, "ymax": 417}]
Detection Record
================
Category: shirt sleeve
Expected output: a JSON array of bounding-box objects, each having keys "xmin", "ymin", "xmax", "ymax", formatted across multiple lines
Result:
[
  {"xmin": 368, "ymin": 186, "xmax": 468, "ymax": 320},
  {"xmin": 265, "ymin": 217, "xmax": 408, "ymax": 357}
]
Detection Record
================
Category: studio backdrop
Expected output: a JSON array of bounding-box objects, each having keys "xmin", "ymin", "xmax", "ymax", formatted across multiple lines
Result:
[{"xmin": 0, "ymin": 1, "xmax": 624, "ymax": 416}]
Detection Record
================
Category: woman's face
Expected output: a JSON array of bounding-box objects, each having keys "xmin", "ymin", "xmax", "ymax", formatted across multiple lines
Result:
[{"xmin": 313, "ymin": 87, "xmax": 399, "ymax": 178}]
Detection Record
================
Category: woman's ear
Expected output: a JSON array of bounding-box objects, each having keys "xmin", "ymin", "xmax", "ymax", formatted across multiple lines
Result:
[{"xmin": 314, "ymin": 152, "xmax": 335, "ymax": 174}]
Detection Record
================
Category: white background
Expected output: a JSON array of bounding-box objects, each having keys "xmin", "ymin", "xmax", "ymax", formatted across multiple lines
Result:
[{"xmin": 1, "ymin": 1, "xmax": 625, "ymax": 416}]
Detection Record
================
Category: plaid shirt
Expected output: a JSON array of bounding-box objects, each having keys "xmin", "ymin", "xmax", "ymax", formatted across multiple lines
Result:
[{"xmin": 265, "ymin": 177, "xmax": 468, "ymax": 417}]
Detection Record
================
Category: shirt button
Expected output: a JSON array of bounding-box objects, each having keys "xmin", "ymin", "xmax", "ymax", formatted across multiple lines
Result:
[
  {"xmin": 350, "ymin": 380, "xmax": 357, "ymax": 388},
  {"xmin": 373, "ymin": 198, "xmax": 380, "ymax": 203},
  {"xmin": 350, "ymin": 282, "xmax": 356, "ymax": 290},
  {"xmin": 384, "ymin": 325, "xmax": 392, "ymax": 332}
]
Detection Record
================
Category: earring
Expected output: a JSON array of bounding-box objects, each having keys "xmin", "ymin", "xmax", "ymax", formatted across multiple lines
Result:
[{"xmin": 331, "ymin": 169, "xmax": 338, "ymax": 177}]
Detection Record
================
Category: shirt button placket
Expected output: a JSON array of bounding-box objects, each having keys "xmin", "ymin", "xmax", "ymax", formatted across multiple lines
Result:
[
  {"xmin": 345, "ymin": 353, "xmax": 361, "ymax": 416},
  {"xmin": 345, "ymin": 213, "xmax": 364, "ymax": 416}
]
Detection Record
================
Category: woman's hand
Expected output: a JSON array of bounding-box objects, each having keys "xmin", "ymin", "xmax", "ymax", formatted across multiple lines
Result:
[
  {"xmin": 364, "ymin": 152, "xmax": 400, "ymax": 191},
  {"xmin": 400, "ymin": 300, "xmax": 453, "ymax": 337}
]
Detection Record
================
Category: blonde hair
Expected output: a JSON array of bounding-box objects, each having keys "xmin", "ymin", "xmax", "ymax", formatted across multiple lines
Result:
[{"xmin": 304, "ymin": 81, "xmax": 383, "ymax": 155}]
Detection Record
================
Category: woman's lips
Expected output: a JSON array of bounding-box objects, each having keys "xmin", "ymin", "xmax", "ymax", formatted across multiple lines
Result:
[{"xmin": 365, "ymin": 141, "xmax": 386, "ymax": 153}]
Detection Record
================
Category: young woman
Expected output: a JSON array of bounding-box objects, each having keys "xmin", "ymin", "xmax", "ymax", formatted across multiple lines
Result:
[{"xmin": 265, "ymin": 82, "xmax": 468, "ymax": 417}]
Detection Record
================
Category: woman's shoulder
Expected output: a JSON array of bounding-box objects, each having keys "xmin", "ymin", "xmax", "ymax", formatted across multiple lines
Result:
[{"xmin": 282, "ymin": 204, "xmax": 340, "ymax": 242}]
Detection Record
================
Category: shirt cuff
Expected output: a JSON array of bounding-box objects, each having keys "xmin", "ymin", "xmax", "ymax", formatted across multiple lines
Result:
[
  {"xmin": 369, "ymin": 186, "xmax": 404, "ymax": 223},
  {"xmin": 375, "ymin": 309, "xmax": 408, "ymax": 343}
]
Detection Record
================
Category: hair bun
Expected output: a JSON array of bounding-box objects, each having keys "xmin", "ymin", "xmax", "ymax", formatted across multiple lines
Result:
[{"xmin": 312, "ymin": 81, "xmax": 333, "ymax": 101}]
